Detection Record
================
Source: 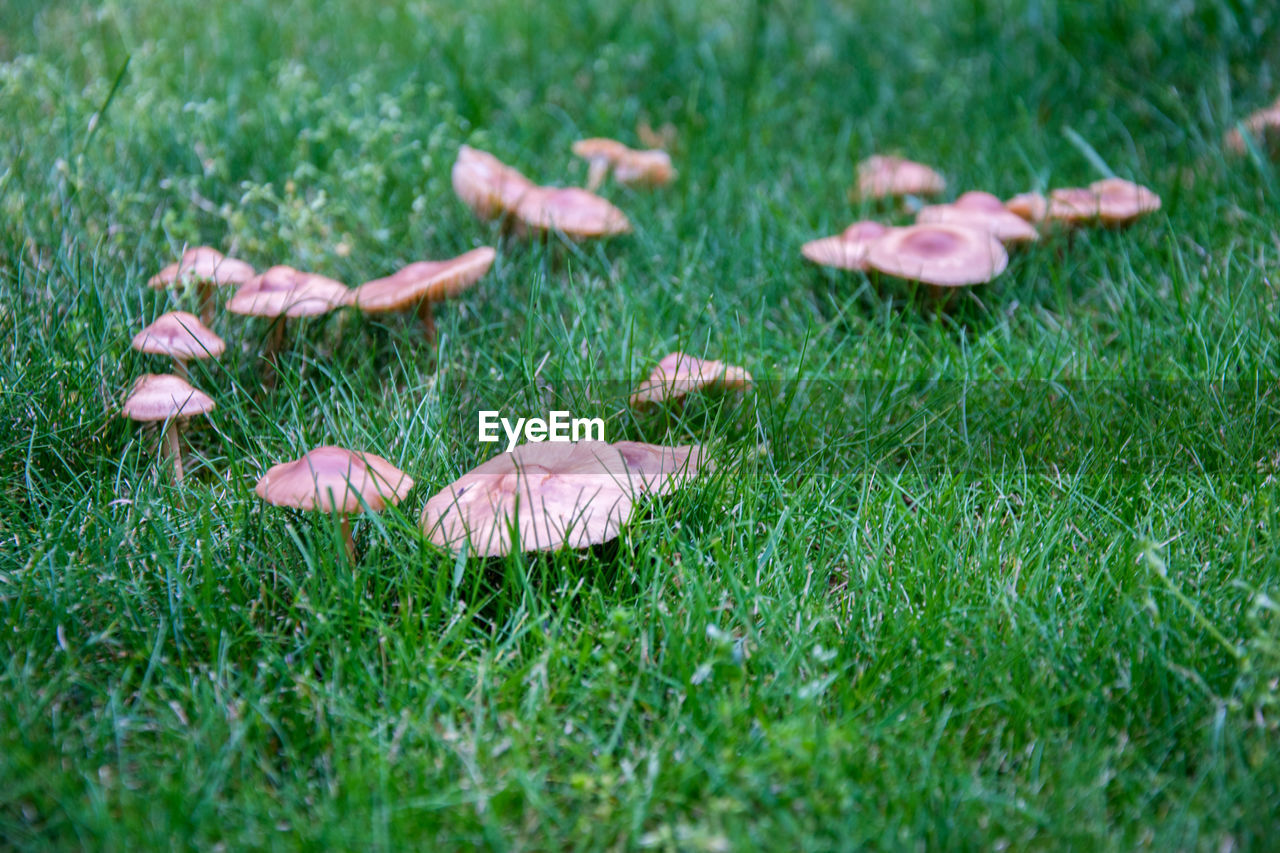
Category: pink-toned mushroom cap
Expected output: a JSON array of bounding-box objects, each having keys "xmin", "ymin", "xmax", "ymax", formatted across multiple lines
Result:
[
  {"xmin": 611, "ymin": 442, "xmax": 708, "ymax": 495},
  {"xmin": 452, "ymin": 145, "xmax": 537, "ymax": 220},
  {"xmin": 630, "ymin": 352, "xmax": 753, "ymax": 408},
  {"xmin": 421, "ymin": 441, "xmax": 658, "ymax": 556},
  {"xmin": 226, "ymin": 266, "xmax": 350, "ymax": 318},
  {"xmin": 348, "ymin": 247, "xmax": 496, "ymax": 312},
  {"xmin": 131, "ymin": 311, "xmax": 226, "ymax": 361},
  {"xmin": 1088, "ymin": 177, "xmax": 1162, "ymax": 225},
  {"xmin": 255, "ymin": 446, "xmax": 414, "ymax": 514},
  {"xmin": 514, "ymin": 187, "xmax": 631, "ymax": 238},
  {"xmin": 573, "ymin": 138, "xmax": 676, "ymax": 187},
  {"xmin": 1225, "ymin": 98, "xmax": 1280, "ymax": 154},
  {"xmin": 801, "ymin": 220, "xmax": 889, "ymax": 270},
  {"xmin": 1005, "ymin": 192, "xmax": 1049, "ymax": 223},
  {"xmin": 916, "ymin": 193, "xmax": 1039, "ymax": 244},
  {"xmin": 1046, "ymin": 187, "xmax": 1103, "ymax": 224},
  {"xmin": 122, "ymin": 373, "xmax": 216, "ymax": 421},
  {"xmin": 149, "ymin": 247, "xmax": 256, "ymax": 290},
  {"xmin": 856, "ymin": 155, "xmax": 946, "ymax": 199},
  {"xmin": 864, "ymin": 224, "xmax": 1009, "ymax": 287}
]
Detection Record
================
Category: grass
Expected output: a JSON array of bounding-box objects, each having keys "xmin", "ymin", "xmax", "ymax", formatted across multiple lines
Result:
[{"xmin": 2, "ymin": 0, "xmax": 1280, "ymax": 848}]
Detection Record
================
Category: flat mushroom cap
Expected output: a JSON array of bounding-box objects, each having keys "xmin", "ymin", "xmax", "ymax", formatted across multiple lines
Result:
[
  {"xmin": 348, "ymin": 246, "xmax": 496, "ymax": 312},
  {"xmin": 630, "ymin": 352, "xmax": 753, "ymax": 408},
  {"xmin": 864, "ymin": 223, "xmax": 1009, "ymax": 287},
  {"xmin": 515, "ymin": 187, "xmax": 632, "ymax": 238},
  {"xmin": 801, "ymin": 220, "xmax": 889, "ymax": 270},
  {"xmin": 1046, "ymin": 187, "xmax": 1103, "ymax": 224},
  {"xmin": 572, "ymin": 138, "xmax": 632, "ymax": 161},
  {"xmin": 611, "ymin": 441, "xmax": 708, "ymax": 495},
  {"xmin": 131, "ymin": 311, "xmax": 226, "ymax": 361},
  {"xmin": 1088, "ymin": 177, "xmax": 1162, "ymax": 225},
  {"xmin": 573, "ymin": 138, "xmax": 675, "ymax": 186},
  {"xmin": 1005, "ymin": 192, "xmax": 1048, "ymax": 223},
  {"xmin": 452, "ymin": 145, "xmax": 536, "ymax": 220},
  {"xmin": 226, "ymin": 266, "xmax": 350, "ymax": 318},
  {"xmin": 255, "ymin": 446, "xmax": 414, "ymax": 514},
  {"xmin": 149, "ymin": 247, "xmax": 256, "ymax": 289},
  {"xmin": 122, "ymin": 373, "xmax": 216, "ymax": 421},
  {"xmin": 856, "ymin": 155, "xmax": 946, "ymax": 199},
  {"xmin": 420, "ymin": 441, "xmax": 653, "ymax": 556},
  {"xmin": 1225, "ymin": 99, "xmax": 1280, "ymax": 153},
  {"xmin": 916, "ymin": 194, "xmax": 1039, "ymax": 244}
]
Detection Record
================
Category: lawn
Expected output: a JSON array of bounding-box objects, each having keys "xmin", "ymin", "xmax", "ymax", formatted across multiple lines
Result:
[{"xmin": 2, "ymin": 0, "xmax": 1279, "ymax": 848}]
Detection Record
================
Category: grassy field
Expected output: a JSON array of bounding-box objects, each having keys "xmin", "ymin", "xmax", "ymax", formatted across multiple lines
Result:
[{"xmin": 3, "ymin": 0, "xmax": 1280, "ymax": 848}]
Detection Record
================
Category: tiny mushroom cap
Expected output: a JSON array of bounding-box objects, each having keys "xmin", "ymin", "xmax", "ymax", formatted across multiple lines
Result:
[
  {"xmin": 630, "ymin": 352, "xmax": 753, "ymax": 409},
  {"xmin": 1005, "ymin": 192, "xmax": 1049, "ymax": 223},
  {"xmin": 131, "ymin": 311, "xmax": 226, "ymax": 361},
  {"xmin": 572, "ymin": 138, "xmax": 676, "ymax": 187},
  {"xmin": 348, "ymin": 247, "xmax": 496, "ymax": 313},
  {"xmin": 420, "ymin": 440, "xmax": 701, "ymax": 556},
  {"xmin": 916, "ymin": 191, "xmax": 1039, "ymax": 244},
  {"xmin": 226, "ymin": 266, "xmax": 350, "ymax": 318},
  {"xmin": 452, "ymin": 145, "xmax": 537, "ymax": 220},
  {"xmin": 255, "ymin": 446, "xmax": 414, "ymax": 514},
  {"xmin": 856, "ymin": 155, "xmax": 946, "ymax": 199},
  {"xmin": 801, "ymin": 220, "xmax": 890, "ymax": 270},
  {"xmin": 122, "ymin": 373, "xmax": 216, "ymax": 421},
  {"xmin": 1225, "ymin": 97, "xmax": 1280, "ymax": 154},
  {"xmin": 514, "ymin": 186, "xmax": 632, "ymax": 238},
  {"xmin": 1088, "ymin": 177, "xmax": 1162, "ymax": 225},
  {"xmin": 864, "ymin": 223, "xmax": 1009, "ymax": 287},
  {"xmin": 149, "ymin": 247, "xmax": 256, "ymax": 289}
]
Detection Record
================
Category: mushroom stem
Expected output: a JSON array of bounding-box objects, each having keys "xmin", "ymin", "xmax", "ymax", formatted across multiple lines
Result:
[
  {"xmin": 163, "ymin": 419, "xmax": 185, "ymax": 484},
  {"xmin": 585, "ymin": 158, "xmax": 609, "ymax": 192},
  {"xmin": 264, "ymin": 318, "xmax": 288, "ymax": 387},
  {"xmin": 198, "ymin": 281, "xmax": 215, "ymax": 326},
  {"xmin": 340, "ymin": 515, "xmax": 355, "ymax": 562},
  {"xmin": 416, "ymin": 299, "xmax": 438, "ymax": 342},
  {"xmin": 172, "ymin": 357, "xmax": 189, "ymax": 381}
]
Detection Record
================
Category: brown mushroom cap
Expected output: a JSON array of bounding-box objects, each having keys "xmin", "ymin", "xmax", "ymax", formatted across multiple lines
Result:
[
  {"xmin": 122, "ymin": 373, "xmax": 216, "ymax": 421},
  {"xmin": 420, "ymin": 440, "xmax": 702, "ymax": 556},
  {"xmin": 348, "ymin": 247, "xmax": 496, "ymax": 313},
  {"xmin": 514, "ymin": 187, "xmax": 632, "ymax": 238},
  {"xmin": 630, "ymin": 352, "xmax": 753, "ymax": 408},
  {"xmin": 255, "ymin": 446, "xmax": 414, "ymax": 514},
  {"xmin": 226, "ymin": 266, "xmax": 350, "ymax": 318},
  {"xmin": 149, "ymin": 247, "xmax": 256, "ymax": 289},
  {"xmin": 864, "ymin": 223, "xmax": 1009, "ymax": 287},
  {"xmin": 1088, "ymin": 177, "xmax": 1162, "ymax": 225},
  {"xmin": 131, "ymin": 311, "xmax": 226, "ymax": 361},
  {"xmin": 856, "ymin": 155, "xmax": 946, "ymax": 199},
  {"xmin": 1005, "ymin": 192, "xmax": 1048, "ymax": 223},
  {"xmin": 452, "ymin": 145, "xmax": 537, "ymax": 220},
  {"xmin": 916, "ymin": 192, "xmax": 1039, "ymax": 244},
  {"xmin": 801, "ymin": 220, "xmax": 890, "ymax": 270}
]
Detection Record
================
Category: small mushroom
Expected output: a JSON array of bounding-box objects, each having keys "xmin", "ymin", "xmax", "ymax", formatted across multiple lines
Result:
[
  {"xmin": 1046, "ymin": 179, "xmax": 1161, "ymax": 227},
  {"xmin": 630, "ymin": 352, "xmax": 753, "ymax": 409},
  {"xmin": 1005, "ymin": 192, "xmax": 1049, "ymax": 223},
  {"xmin": 131, "ymin": 311, "xmax": 226, "ymax": 379},
  {"xmin": 864, "ymin": 223, "xmax": 1009, "ymax": 287},
  {"xmin": 855, "ymin": 155, "xmax": 946, "ymax": 200},
  {"xmin": 256, "ymin": 446, "xmax": 414, "ymax": 560},
  {"xmin": 226, "ymin": 265, "xmax": 350, "ymax": 358},
  {"xmin": 420, "ymin": 440, "xmax": 704, "ymax": 557},
  {"xmin": 149, "ymin": 247, "xmax": 256, "ymax": 325},
  {"xmin": 514, "ymin": 186, "xmax": 632, "ymax": 239},
  {"xmin": 348, "ymin": 246, "xmax": 496, "ymax": 340},
  {"xmin": 572, "ymin": 138, "xmax": 676, "ymax": 191},
  {"xmin": 916, "ymin": 191, "xmax": 1039, "ymax": 244},
  {"xmin": 122, "ymin": 373, "xmax": 216, "ymax": 484},
  {"xmin": 451, "ymin": 145, "xmax": 538, "ymax": 221},
  {"xmin": 1225, "ymin": 97, "xmax": 1280, "ymax": 155},
  {"xmin": 801, "ymin": 221, "xmax": 890, "ymax": 271}
]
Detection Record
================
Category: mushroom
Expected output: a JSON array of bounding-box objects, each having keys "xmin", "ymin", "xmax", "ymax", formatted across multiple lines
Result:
[
  {"xmin": 226, "ymin": 265, "xmax": 350, "ymax": 358},
  {"xmin": 1046, "ymin": 179, "xmax": 1161, "ymax": 227},
  {"xmin": 1225, "ymin": 97, "xmax": 1280, "ymax": 155},
  {"xmin": 1005, "ymin": 192, "xmax": 1049, "ymax": 223},
  {"xmin": 348, "ymin": 246, "xmax": 496, "ymax": 340},
  {"xmin": 513, "ymin": 186, "xmax": 632, "ymax": 239},
  {"xmin": 1045, "ymin": 187, "xmax": 1103, "ymax": 225},
  {"xmin": 572, "ymin": 138, "xmax": 676, "ymax": 191},
  {"xmin": 864, "ymin": 223, "xmax": 1009, "ymax": 287},
  {"xmin": 451, "ymin": 145, "xmax": 538, "ymax": 221},
  {"xmin": 121, "ymin": 373, "xmax": 216, "ymax": 484},
  {"xmin": 420, "ymin": 440, "xmax": 704, "ymax": 557},
  {"xmin": 855, "ymin": 155, "xmax": 946, "ymax": 199},
  {"xmin": 630, "ymin": 352, "xmax": 753, "ymax": 409},
  {"xmin": 131, "ymin": 311, "xmax": 226, "ymax": 379},
  {"xmin": 801, "ymin": 221, "xmax": 890, "ymax": 271},
  {"xmin": 149, "ymin": 247, "xmax": 256, "ymax": 325},
  {"xmin": 255, "ymin": 446, "xmax": 414, "ymax": 560},
  {"xmin": 916, "ymin": 191, "xmax": 1039, "ymax": 244}
]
